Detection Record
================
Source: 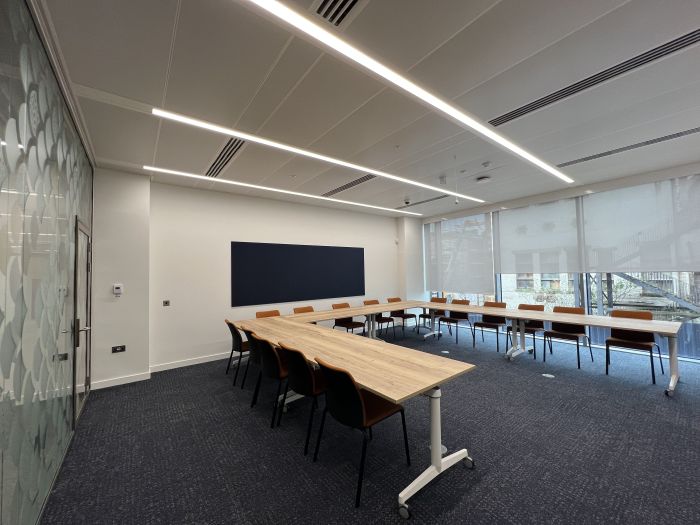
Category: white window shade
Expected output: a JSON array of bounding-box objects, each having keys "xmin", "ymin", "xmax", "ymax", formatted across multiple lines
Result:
[
  {"xmin": 424, "ymin": 214, "xmax": 494, "ymax": 294},
  {"xmin": 496, "ymin": 199, "xmax": 581, "ymax": 274},
  {"xmin": 583, "ymin": 176, "xmax": 700, "ymax": 272}
]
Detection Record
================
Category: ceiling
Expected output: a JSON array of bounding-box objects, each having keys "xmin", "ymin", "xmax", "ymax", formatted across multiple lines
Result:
[{"xmin": 37, "ymin": 0, "xmax": 700, "ymax": 218}]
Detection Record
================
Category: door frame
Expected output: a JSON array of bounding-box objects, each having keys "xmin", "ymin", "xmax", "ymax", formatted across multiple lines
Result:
[{"xmin": 73, "ymin": 216, "xmax": 92, "ymax": 428}]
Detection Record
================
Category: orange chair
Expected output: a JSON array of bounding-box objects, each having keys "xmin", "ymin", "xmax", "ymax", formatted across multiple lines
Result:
[
  {"xmin": 331, "ymin": 303, "xmax": 365, "ymax": 335},
  {"xmin": 387, "ymin": 297, "xmax": 417, "ymax": 336},
  {"xmin": 606, "ymin": 309, "xmax": 664, "ymax": 384},
  {"xmin": 256, "ymin": 309, "xmax": 281, "ymax": 318},
  {"xmin": 506, "ymin": 304, "xmax": 545, "ymax": 359},
  {"xmin": 363, "ymin": 299, "xmax": 395, "ymax": 338},
  {"xmin": 543, "ymin": 306, "xmax": 593, "ymax": 369},
  {"xmin": 418, "ymin": 297, "xmax": 447, "ymax": 332},
  {"xmin": 438, "ymin": 299, "xmax": 473, "ymax": 344},
  {"xmin": 293, "ymin": 306, "xmax": 314, "ymax": 314},
  {"xmin": 472, "ymin": 301, "xmax": 507, "ymax": 352}
]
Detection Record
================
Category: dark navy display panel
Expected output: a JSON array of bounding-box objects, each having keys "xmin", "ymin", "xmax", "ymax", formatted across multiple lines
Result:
[{"xmin": 231, "ymin": 242, "xmax": 365, "ymax": 307}]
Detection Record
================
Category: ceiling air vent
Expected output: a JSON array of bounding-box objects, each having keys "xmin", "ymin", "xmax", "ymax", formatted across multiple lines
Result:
[
  {"xmin": 557, "ymin": 126, "xmax": 700, "ymax": 168},
  {"xmin": 489, "ymin": 28, "xmax": 700, "ymax": 127},
  {"xmin": 205, "ymin": 138, "xmax": 245, "ymax": 178},
  {"xmin": 316, "ymin": 0, "xmax": 360, "ymax": 26},
  {"xmin": 322, "ymin": 173, "xmax": 375, "ymax": 197},
  {"xmin": 396, "ymin": 194, "xmax": 449, "ymax": 210}
]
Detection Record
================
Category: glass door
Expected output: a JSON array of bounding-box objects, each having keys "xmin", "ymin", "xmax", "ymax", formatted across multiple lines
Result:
[{"xmin": 73, "ymin": 219, "xmax": 92, "ymax": 426}]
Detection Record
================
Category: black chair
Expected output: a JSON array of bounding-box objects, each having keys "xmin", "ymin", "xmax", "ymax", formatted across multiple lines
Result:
[
  {"xmin": 225, "ymin": 320, "xmax": 246, "ymax": 384},
  {"xmin": 277, "ymin": 344, "xmax": 327, "ymax": 454},
  {"xmin": 418, "ymin": 297, "xmax": 447, "ymax": 332},
  {"xmin": 239, "ymin": 329, "xmax": 261, "ymax": 390},
  {"xmin": 363, "ymin": 299, "xmax": 396, "ymax": 338},
  {"xmin": 387, "ymin": 297, "xmax": 417, "ymax": 336},
  {"xmin": 472, "ymin": 301, "xmax": 508, "ymax": 352},
  {"xmin": 438, "ymin": 299, "xmax": 473, "ymax": 344},
  {"xmin": 248, "ymin": 333, "xmax": 288, "ymax": 428},
  {"xmin": 606, "ymin": 309, "xmax": 664, "ymax": 384},
  {"xmin": 543, "ymin": 306, "xmax": 593, "ymax": 369},
  {"xmin": 314, "ymin": 358, "xmax": 410, "ymax": 508},
  {"xmin": 331, "ymin": 303, "xmax": 366, "ymax": 334}
]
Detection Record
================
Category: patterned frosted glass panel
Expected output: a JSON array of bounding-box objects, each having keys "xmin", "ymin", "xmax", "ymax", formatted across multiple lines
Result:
[
  {"xmin": 424, "ymin": 214, "xmax": 494, "ymax": 294},
  {"xmin": 496, "ymin": 198, "xmax": 581, "ymax": 274},
  {"xmin": 582, "ymin": 176, "xmax": 700, "ymax": 272},
  {"xmin": 0, "ymin": 1, "xmax": 93, "ymax": 524}
]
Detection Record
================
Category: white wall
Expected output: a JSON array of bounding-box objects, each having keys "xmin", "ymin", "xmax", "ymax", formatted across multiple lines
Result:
[
  {"xmin": 91, "ymin": 168, "xmax": 150, "ymax": 388},
  {"xmin": 397, "ymin": 217, "xmax": 427, "ymax": 301},
  {"xmin": 148, "ymin": 182, "xmax": 403, "ymax": 372}
]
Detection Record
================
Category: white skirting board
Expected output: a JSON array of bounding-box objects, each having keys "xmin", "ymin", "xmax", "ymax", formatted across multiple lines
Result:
[
  {"xmin": 149, "ymin": 351, "xmax": 230, "ymax": 373},
  {"xmin": 92, "ymin": 371, "xmax": 152, "ymax": 390}
]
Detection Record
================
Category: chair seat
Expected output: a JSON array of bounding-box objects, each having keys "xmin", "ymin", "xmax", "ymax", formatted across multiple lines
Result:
[
  {"xmin": 544, "ymin": 330, "xmax": 585, "ymax": 341},
  {"xmin": 360, "ymin": 389, "xmax": 402, "ymax": 427},
  {"xmin": 440, "ymin": 316, "xmax": 469, "ymax": 324},
  {"xmin": 507, "ymin": 325, "xmax": 543, "ymax": 334},
  {"xmin": 606, "ymin": 337, "xmax": 656, "ymax": 351},
  {"xmin": 419, "ymin": 312, "xmax": 444, "ymax": 318},
  {"xmin": 474, "ymin": 321, "xmax": 504, "ymax": 329},
  {"xmin": 336, "ymin": 321, "xmax": 365, "ymax": 330},
  {"xmin": 392, "ymin": 313, "xmax": 416, "ymax": 319},
  {"xmin": 376, "ymin": 315, "xmax": 393, "ymax": 323}
]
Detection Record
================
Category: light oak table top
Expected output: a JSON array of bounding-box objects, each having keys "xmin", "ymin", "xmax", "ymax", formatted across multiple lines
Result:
[
  {"xmin": 421, "ymin": 303, "xmax": 682, "ymax": 337},
  {"xmin": 284, "ymin": 300, "xmax": 424, "ymax": 323},
  {"xmin": 235, "ymin": 316, "xmax": 475, "ymax": 404}
]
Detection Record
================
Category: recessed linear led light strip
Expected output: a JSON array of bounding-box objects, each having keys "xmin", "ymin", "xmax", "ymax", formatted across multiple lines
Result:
[
  {"xmin": 241, "ymin": 0, "xmax": 574, "ymax": 185},
  {"xmin": 143, "ymin": 165, "xmax": 422, "ymax": 216},
  {"xmin": 152, "ymin": 108, "xmax": 484, "ymax": 203}
]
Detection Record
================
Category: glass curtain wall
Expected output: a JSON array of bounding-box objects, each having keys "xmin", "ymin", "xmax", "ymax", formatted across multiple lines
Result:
[
  {"xmin": 424, "ymin": 175, "xmax": 700, "ymax": 360},
  {"xmin": 0, "ymin": 1, "xmax": 93, "ymax": 524}
]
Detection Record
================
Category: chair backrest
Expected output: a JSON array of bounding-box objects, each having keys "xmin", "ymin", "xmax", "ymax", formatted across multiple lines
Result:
[
  {"xmin": 388, "ymin": 297, "xmax": 404, "ymax": 316},
  {"xmin": 241, "ymin": 328, "xmax": 261, "ymax": 364},
  {"xmin": 551, "ymin": 306, "xmax": 585, "ymax": 334},
  {"xmin": 315, "ymin": 358, "xmax": 365, "ymax": 429},
  {"xmin": 225, "ymin": 319, "xmax": 243, "ymax": 351},
  {"xmin": 249, "ymin": 333, "xmax": 284, "ymax": 379},
  {"xmin": 332, "ymin": 302, "xmax": 353, "ymax": 324},
  {"xmin": 430, "ymin": 296, "xmax": 447, "ymax": 316},
  {"xmin": 482, "ymin": 301, "xmax": 506, "ymax": 324},
  {"xmin": 363, "ymin": 299, "xmax": 379, "ymax": 305},
  {"xmin": 278, "ymin": 344, "xmax": 320, "ymax": 396},
  {"xmin": 448, "ymin": 299, "xmax": 470, "ymax": 320},
  {"xmin": 293, "ymin": 305, "xmax": 314, "ymax": 314},
  {"xmin": 518, "ymin": 304, "xmax": 544, "ymax": 328},
  {"xmin": 610, "ymin": 309, "xmax": 655, "ymax": 343},
  {"xmin": 256, "ymin": 309, "xmax": 281, "ymax": 319}
]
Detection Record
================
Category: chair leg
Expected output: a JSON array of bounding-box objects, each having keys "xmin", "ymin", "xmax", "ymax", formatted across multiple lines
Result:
[
  {"xmin": 506, "ymin": 328, "xmax": 510, "ymax": 348},
  {"xmin": 277, "ymin": 381, "xmax": 290, "ymax": 427},
  {"xmin": 392, "ymin": 321, "xmax": 396, "ymax": 339},
  {"xmin": 400, "ymin": 409, "xmax": 411, "ymax": 466},
  {"xmin": 605, "ymin": 344, "xmax": 610, "ymax": 375},
  {"xmin": 313, "ymin": 407, "xmax": 328, "ymax": 462},
  {"xmin": 271, "ymin": 379, "xmax": 284, "ymax": 428},
  {"xmin": 356, "ymin": 430, "xmax": 369, "ymax": 508},
  {"xmin": 241, "ymin": 357, "xmax": 251, "ymax": 390},
  {"xmin": 496, "ymin": 329, "xmax": 499, "ymax": 353},
  {"xmin": 455, "ymin": 323, "xmax": 458, "ymax": 344},
  {"xmin": 304, "ymin": 397, "xmax": 317, "ymax": 456},
  {"xmin": 232, "ymin": 352, "xmax": 243, "ymax": 386},
  {"xmin": 225, "ymin": 348, "xmax": 234, "ymax": 374},
  {"xmin": 543, "ymin": 337, "xmax": 548, "ymax": 363},
  {"xmin": 576, "ymin": 339, "xmax": 581, "ymax": 369},
  {"xmin": 656, "ymin": 344, "xmax": 664, "ymax": 375},
  {"xmin": 532, "ymin": 333, "xmax": 537, "ymax": 360},
  {"xmin": 649, "ymin": 349, "xmax": 656, "ymax": 385},
  {"xmin": 480, "ymin": 327, "xmax": 484, "ymax": 342},
  {"xmin": 251, "ymin": 371, "xmax": 262, "ymax": 407},
  {"xmin": 587, "ymin": 336, "xmax": 594, "ymax": 362}
]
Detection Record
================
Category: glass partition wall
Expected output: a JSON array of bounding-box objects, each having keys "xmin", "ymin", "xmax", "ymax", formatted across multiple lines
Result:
[
  {"xmin": 0, "ymin": 1, "xmax": 93, "ymax": 523},
  {"xmin": 425, "ymin": 175, "xmax": 700, "ymax": 361}
]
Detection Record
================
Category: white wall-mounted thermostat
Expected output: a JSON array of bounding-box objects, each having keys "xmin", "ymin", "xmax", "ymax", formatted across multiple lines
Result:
[{"xmin": 113, "ymin": 283, "xmax": 124, "ymax": 297}]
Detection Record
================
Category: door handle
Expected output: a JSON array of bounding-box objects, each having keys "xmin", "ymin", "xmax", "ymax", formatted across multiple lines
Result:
[
  {"xmin": 53, "ymin": 353, "xmax": 69, "ymax": 362},
  {"xmin": 79, "ymin": 327, "xmax": 91, "ymax": 332}
]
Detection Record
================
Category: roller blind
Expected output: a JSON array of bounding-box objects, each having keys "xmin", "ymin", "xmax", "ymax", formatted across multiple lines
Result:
[
  {"xmin": 424, "ymin": 214, "xmax": 494, "ymax": 293},
  {"xmin": 495, "ymin": 199, "xmax": 581, "ymax": 274},
  {"xmin": 582, "ymin": 175, "xmax": 700, "ymax": 271}
]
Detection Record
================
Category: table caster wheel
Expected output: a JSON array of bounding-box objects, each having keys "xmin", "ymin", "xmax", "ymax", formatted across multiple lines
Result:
[
  {"xmin": 528, "ymin": 348, "xmax": 534, "ymax": 354},
  {"xmin": 664, "ymin": 389, "xmax": 673, "ymax": 397},
  {"xmin": 398, "ymin": 504, "xmax": 411, "ymax": 519},
  {"xmin": 463, "ymin": 457, "xmax": 475, "ymax": 469}
]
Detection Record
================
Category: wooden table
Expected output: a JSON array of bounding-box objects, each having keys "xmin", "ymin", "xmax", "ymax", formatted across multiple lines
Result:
[
  {"xmin": 235, "ymin": 308, "xmax": 475, "ymax": 517},
  {"xmin": 285, "ymin": 300, "xmax": 424, "ymax": 339},
  {"xmin": 420, "ymin": 302, "xmax": 683, "ymax": 396}
]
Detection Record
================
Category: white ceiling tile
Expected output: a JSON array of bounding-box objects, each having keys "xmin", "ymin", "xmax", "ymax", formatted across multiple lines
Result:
[{"xmin": 154, "ymin": 121, "xmax": 226, "ymax": 173}]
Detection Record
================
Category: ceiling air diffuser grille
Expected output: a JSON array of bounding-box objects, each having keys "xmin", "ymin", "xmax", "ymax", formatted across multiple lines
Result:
[
  {"xmin": 489, "ymin": 28, "xmax": 700, "ymax": 127},
  {"xmin": 205, "ymin": 138, "xmax": 245, "ymax": 178},
  {"xmin": 396, "ymin": 195, "xmax": 449, "ymax": 210},
  {"xmin": 316, "ymin": 0, "xmax": 360, "ymax": 26},
  {"xmin": 322, "ymin": 173, "xmax": 375, "ymax": 196}
]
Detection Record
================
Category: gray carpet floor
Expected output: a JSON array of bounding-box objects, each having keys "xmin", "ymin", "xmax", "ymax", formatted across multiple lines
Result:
[{"xmin": 41, "ymin": 327, "xmax": 700, "ymax": 524}]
